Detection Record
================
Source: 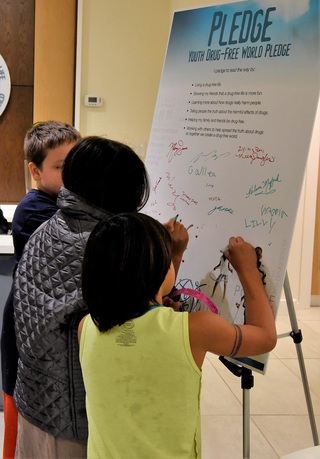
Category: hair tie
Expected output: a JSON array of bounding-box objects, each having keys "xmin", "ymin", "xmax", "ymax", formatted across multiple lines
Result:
[{"xmin": 172, "ymin": 288, "xmax": 218, "ymax": 314}]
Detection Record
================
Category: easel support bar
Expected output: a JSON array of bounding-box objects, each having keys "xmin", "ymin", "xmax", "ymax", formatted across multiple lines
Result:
[{"xmin": 283, "ymin": 271, "xmax": 319, "ymax": 446}]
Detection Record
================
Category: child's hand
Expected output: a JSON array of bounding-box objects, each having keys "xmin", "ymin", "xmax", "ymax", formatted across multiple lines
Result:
[
  {"xmin": 163, "ymin": 218, "xmax": 189, "ymax": 257},
  {"xmin": 162, "ymin": 296, "xmax": 181, "ymax": 311},
  {"xmin": 223, "ymin": 237, "xmax": 257, "ymax": 275}
]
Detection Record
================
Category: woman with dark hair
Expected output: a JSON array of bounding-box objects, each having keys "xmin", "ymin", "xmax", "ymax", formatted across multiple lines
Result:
[
  {"xmin": 79, "ymin": 213, "xmax": 277, "ymax": 458},
  {"xmin": 13, "ymin": 136, "xmax": 188, "ymax": 458},
  {"xmin": 62, "ymin": 136, "xmax": 150, "ymax": 214}
]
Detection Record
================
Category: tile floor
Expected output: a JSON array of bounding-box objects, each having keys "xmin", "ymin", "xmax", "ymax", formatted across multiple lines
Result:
[
  {"xmin": 0, "ymin": 307, "xmax": 319, "ymax": 458},
  {"xmin": 201, "ymin": 306, "xmax": 320, "ymax": 458}
]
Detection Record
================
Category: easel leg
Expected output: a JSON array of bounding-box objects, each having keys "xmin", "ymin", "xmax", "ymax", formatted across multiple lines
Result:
[
  {"xmin": 218, "ymin": 271, "xmax": 319, "ymax": 456},
  {"xmin": 219, "ymin": 357, "xmax": 254, "ymax": 458},
  {"xmin": 283, "ymin": 271, "xmax": 319, "ymax": 446},
  {"xmin": 242, "ymin": 368, "xmax": 254, "ymax": 458}
]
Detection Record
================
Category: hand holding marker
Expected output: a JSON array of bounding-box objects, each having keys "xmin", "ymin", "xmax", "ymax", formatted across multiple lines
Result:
[{"xmin": 174, "ymin": 214, "xmax": 193, "ymax": 231}]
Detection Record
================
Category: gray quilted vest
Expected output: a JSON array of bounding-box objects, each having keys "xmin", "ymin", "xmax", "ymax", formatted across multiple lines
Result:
[{"xmin": 13, "ymin": 188, "xmax": 111, "ymax": 440}]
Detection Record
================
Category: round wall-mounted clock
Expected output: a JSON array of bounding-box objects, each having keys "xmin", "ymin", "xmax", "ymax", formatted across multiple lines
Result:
[{"xmin": 0, "ymin": 54, "xmax": 11, "ymax": 117}]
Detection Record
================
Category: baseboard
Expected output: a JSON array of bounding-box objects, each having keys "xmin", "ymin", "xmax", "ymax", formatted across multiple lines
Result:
[{"xmin": 311, "ymin": 295, "xmax": 320, "ymax": 307}]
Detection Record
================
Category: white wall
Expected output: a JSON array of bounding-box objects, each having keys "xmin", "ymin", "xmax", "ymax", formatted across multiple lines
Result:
[
  {"xmin": 76, "ymin": 0, "xmax": 319, "ymax": 311},
  {"xmin": 76, "ymin": 0, "xmax": 170, "ymax": 155}
]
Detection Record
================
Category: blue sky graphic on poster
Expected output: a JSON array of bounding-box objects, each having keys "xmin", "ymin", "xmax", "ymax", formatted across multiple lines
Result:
[{"xmin": 144, "ymin": 0, "xmax": 319, "ymax": 373}]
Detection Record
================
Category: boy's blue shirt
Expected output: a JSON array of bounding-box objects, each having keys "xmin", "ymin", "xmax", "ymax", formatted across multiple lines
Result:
[{"xmin": 12, "ymin": 188, "xmax": 58, "ymax": 263}]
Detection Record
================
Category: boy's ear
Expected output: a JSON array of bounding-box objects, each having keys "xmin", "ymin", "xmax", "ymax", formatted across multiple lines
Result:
[{"xmin": 28, "ymin": 162, "xmax": 41, "ymax": 182}]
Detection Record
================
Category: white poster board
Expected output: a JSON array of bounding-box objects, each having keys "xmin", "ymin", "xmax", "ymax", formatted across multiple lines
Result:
[{"xmin": 144, "ymin": 0, "xmax": 320, "ymax": 374}]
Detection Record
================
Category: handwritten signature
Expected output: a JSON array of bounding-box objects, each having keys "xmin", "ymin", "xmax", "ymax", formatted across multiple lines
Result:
[
  {"xmin": 245, "ymin": 205, "xmax": 288, "ymax": 234},
  {"xmin": 167, "ymin": 140, "xmax": 188, "ymax": 163},
  {"xmin": 190, "ymin": 149, "xmax": 230, "ymax": 164},
  {"xmin": 246, "ymin": 173, "xmax": 281, "ymax": 198},
  {"xmin": 208, "ymin": 205, "xmax": 234, "ymax": 216},
  {"xmin": 245, "ymin": 218, "xmax": 275, "ymax": 234},
  {"xmin": 152, "ymin": 176, "xmax": 162, "ymax": 193},
  {"xmin": 236, "ymin": 146, "xmax": 275, "ymax": 166},
  {"xmin": 165, "ymin": 171, "xmax": 198, "ymax": 210},
  {"xmin": 261, "ymin": 205, "xmax": 288, "ymax": 219}
]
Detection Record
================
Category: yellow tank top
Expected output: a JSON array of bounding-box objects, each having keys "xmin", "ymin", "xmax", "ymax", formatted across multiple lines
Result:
[{"xmin": 80, "ymin": 307, "xmax": 202, "ymax": 458}]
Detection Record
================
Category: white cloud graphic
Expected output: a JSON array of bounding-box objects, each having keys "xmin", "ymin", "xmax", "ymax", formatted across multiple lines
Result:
[{"xmin": 253, "ymin": 0, "xmax": 309, "ymax": 22}]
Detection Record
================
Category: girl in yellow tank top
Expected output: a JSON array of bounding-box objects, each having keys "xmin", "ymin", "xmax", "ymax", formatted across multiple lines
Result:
[{"xmin": 79, "ymin": 213, "xmax": 276, "ymax": 458}]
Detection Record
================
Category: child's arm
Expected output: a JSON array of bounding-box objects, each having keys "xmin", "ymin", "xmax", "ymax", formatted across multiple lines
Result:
[
  {"xmin": 162, "ymin": 218, "xmax": 189, "ymax": 276},
  {"xmin": 189, "ymin": 236, "xmax": 277, "ymax": 368},
  {"xmin": 162, "ymin": 218, "xmax": 189, "ymax": 310}
]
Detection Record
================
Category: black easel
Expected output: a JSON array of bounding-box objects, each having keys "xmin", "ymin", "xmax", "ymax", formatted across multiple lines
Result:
[{"xmin": 219, "ymin": 271, "xmax": 319, "ymax": 459}]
